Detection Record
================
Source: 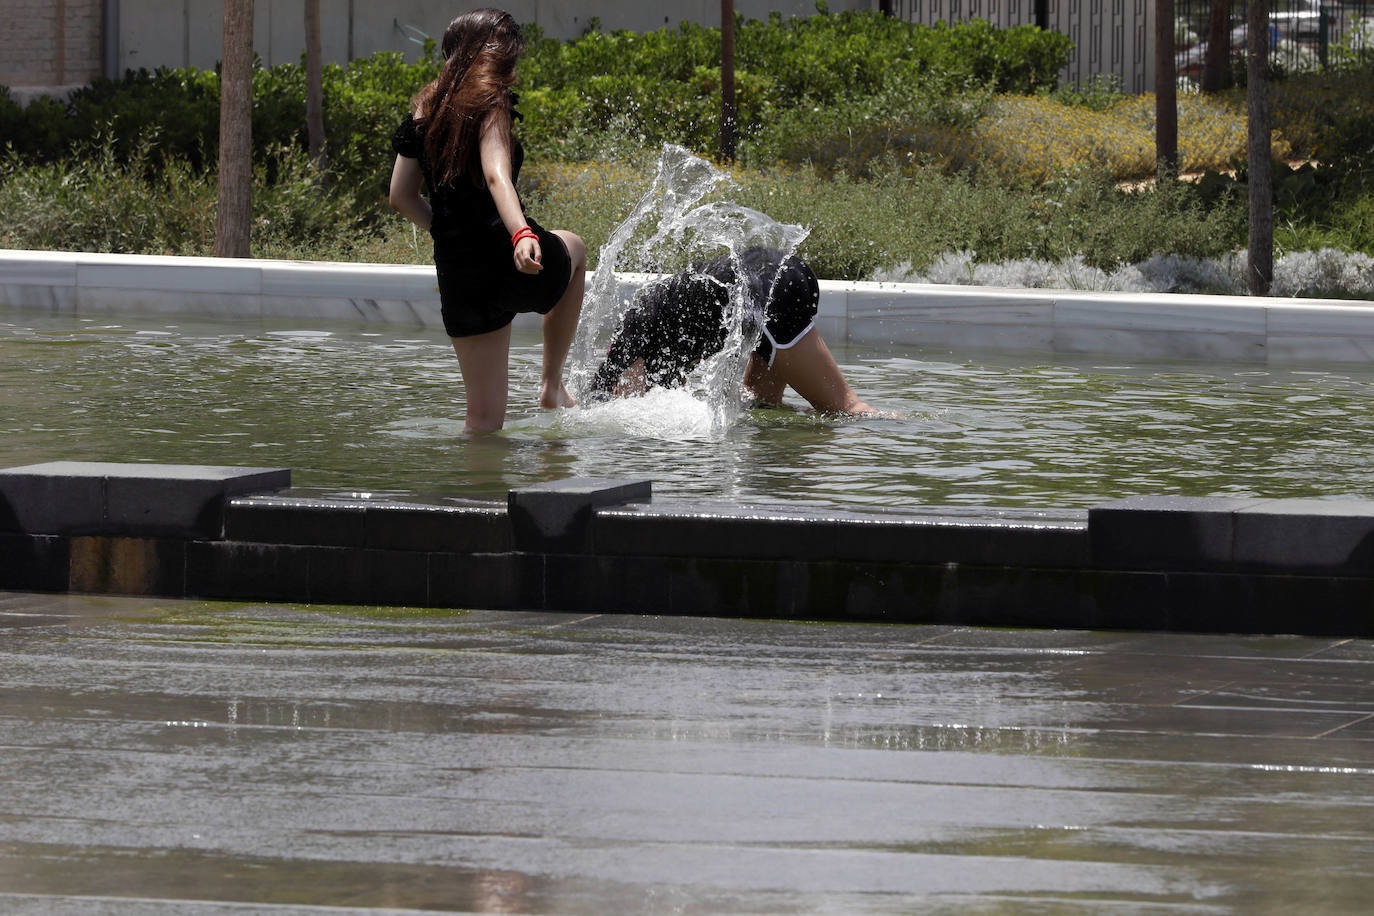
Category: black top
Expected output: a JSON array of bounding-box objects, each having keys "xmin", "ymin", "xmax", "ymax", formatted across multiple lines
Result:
[
  {"xmin": 391, "ymin": 97, "xmax": 524, "ymax": 237},
  {"xmin": 391, "ymin": 96, "xmax": 572, "ymax": 338}
]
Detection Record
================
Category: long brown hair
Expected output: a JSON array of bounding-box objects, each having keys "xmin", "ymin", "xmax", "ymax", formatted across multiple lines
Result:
[{"xmin": 412, "ymin": 8, "xmax": 524, "ymax": 186}]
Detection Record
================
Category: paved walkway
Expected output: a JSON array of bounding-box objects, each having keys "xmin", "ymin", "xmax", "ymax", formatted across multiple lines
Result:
[{"xmin": 1, "ymin": 591, "xmax": 1372, "ymax": 914}]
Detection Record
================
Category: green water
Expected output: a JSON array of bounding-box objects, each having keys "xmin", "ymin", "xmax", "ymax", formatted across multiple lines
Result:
[{"xmin": 3, "ymin": 308, "xmax": 1372, "ymax": 509}]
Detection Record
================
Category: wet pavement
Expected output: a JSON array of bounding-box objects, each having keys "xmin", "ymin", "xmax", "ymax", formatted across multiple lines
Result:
[{"xmin": 1, "ymin": 592, "xmax": 1372, "ymax": 914}]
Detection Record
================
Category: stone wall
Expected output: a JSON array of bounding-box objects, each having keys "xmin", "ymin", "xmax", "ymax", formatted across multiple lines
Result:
[{"xmin": 0, "ymin": 0, "xmax": 104, "ymax": 90}]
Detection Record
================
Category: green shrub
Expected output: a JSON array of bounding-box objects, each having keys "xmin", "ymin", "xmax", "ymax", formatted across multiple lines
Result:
[
  {"xmin": 514, "ymin": 13, "xmax": 1071, "ymax": 164},
  {"xmin": 0, "ymin": 133, "xmax": 374, "ymax": 259},
  {"xmin": 0, "ymin": 132, "xmax": 216, "ymax": 254}
]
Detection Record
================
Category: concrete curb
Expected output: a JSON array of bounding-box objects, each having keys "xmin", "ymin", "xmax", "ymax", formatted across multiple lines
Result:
[
  {"xmin": 3, "ymin": 461, "xmax": 1372, "ymax": 636},
  {"xmin": 5, "ymin": 248, "xmax": 1374, "ymax": 363}
]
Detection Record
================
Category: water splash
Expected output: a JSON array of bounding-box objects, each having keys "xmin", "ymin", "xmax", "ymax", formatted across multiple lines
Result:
[{"xmin": 568, "ymin": 145, "xmax": 808, "ymax": 438}]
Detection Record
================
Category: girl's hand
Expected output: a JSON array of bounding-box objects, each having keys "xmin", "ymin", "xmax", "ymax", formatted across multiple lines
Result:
[{"xmin": 514, "ymin": 236, "xmax": 543, "ymax": 274}]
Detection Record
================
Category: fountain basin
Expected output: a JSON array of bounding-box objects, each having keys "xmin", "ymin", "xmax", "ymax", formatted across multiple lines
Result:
[
  {"xmin": 5, "ymin": 248, "xmax": 1374, "ymax": 364},
  {"xmin": 3, "ymin": 462, "xmax": 1372, "ymax": 637}
]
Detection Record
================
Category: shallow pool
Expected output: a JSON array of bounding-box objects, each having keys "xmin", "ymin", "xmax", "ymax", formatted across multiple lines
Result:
[{"xmin": 4, "ymin": 309, "xmax": 1372, "ymax": 509}]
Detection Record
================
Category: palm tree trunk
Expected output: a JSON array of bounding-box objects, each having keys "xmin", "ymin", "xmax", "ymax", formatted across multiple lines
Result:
[
  {"xmin": 1247, "ymin": 0, "xmax": 1273, "ymax": 296},
  {"xmin": 720, "ymin": 0, "xmax": 736, "ymax": 163},
  {"xmin": 305, "ymin": 0, "xmax": 327, "ymax": 174},
  {"xmin": 214, "ymin": 0, "xmax": 254, "ymax": 259},
  {"xmin": 1201, "ymin": 0, "xmax": 1231, "ymax": 92},
  {"xmin": 1155, "ymin": 0, "xmax": 1178, "ymax": 179}
]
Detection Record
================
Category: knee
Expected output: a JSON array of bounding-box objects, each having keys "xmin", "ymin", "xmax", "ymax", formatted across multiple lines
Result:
[{"xmin": 560, "ymin": 231, "xmax": 587, "ymax": 269}]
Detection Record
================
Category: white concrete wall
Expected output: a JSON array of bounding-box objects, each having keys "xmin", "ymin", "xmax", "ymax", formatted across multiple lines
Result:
[
  {"xmin": 6, "ymin": 249, "xmax": 1374, "ymax": 367},
  {"xmin": 116, "ymin": 0, "xmax": 877, "ymax": 71}
]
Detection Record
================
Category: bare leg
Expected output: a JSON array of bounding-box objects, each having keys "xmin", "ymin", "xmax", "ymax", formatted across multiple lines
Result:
[
  {"xmin": 450, "ymin": 323, "xmax": 512, "ymax": 433},
  {"xmin": 540, "ymin": 229, "xmax": 585, "ymax": 409},
  {"xmin": 751, "ymin": 329, "xmax": 880, "ymax": 416}
]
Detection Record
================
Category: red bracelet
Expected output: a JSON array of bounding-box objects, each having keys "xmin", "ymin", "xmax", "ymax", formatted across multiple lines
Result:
[{"xmin": 511, "ymin": 226, "xmax": 538, "ymax": 247}]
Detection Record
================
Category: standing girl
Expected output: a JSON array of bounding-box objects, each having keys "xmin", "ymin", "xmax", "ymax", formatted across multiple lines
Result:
[{"xmin": 389, "ymin": 8, "xmax": 584, "ymax": 432}]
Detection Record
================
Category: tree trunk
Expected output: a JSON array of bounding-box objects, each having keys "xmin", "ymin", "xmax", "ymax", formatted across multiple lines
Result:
[
  {"xmin": 305, "ymin": 0, "xmax": 327, "ymax": 174},
  {"xmin": 215, "ymin": 0, "xmax": 254, "ymax": 259},
  {"xmin": 1201, "ymin": 0, "xmax": 1231, "ymax": 92},
  {"xmin": 1155, "ymin": 0, "xmax": 1178, "ymax": 179},
  {"xmin": 720, "ymin": 0, "xmax": 736, "ymax": 163},
  {"xmin": 1247, "ymin": 0, "xmax": 1273, "ymax": 296}
]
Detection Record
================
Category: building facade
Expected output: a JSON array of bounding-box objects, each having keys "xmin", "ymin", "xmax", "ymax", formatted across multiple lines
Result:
[
  {"xmin": 0, "ymin": 0, "xmax": 105, "ymax": 96},
  {"xmin": 890, "ymin": 0, "xmax": 1156, "ymax": 93},
  {"xmin": 1, "ymin": 0, "xmax": 1151, "ymax": 98}
]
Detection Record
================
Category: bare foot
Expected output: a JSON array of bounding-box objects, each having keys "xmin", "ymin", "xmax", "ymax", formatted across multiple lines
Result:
[{"xmin": 540, "ymin": 382, "xmax": 577, "ymax": 409}]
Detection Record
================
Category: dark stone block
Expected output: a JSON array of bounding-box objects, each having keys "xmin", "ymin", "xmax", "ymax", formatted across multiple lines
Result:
[
  {"xmin": 1086, "ymin": 570, "xmax": 1170, "ymax": 632},
  {"xmin": 1089, "ymin": 495, "xmax": 1262, "ymax": 572},
  {"xmin": 428, "ymin": 551, "xmax": 519, "ymax": 611},
  {"xmin": 538, "ymin": 553, "xmax": 673, "ymax": 614},
  {"xmin": 509, "ymin": 478, "xmax": 651, "ymax": 553},
  {"xmin": 307, "ymin": 547, "xmax": 430, "ymax": 607},
  {"xmin": 185, "ymin": 540, "xmax": 312, "ymax": 603},
  {"xmin": 656, "ymin": 555, "xmax": 943, "ymax": 622},
  {"xmin": 0, "ymin": 461, "xmax": 289, "ymax": 537},
  {"xmin": 0, "ymin": 533, "xmax": 70, "ymax": 592},
  {"xmin": 833, "ymin": 516, "xmax": 1089, "ymax": 567},
  {"xmin": 365, "ymin": 501, "xmax": 510, "ymax": 553},
  {"xmin": 596, "ymin": 502, "xmax": 1090, "ymax": 567},
  {"xmin": 940, "ymin": 566, "xmax": 1095, "ymax": 630},
  {"xmin": 594, "ymin": 505, "xmax": 838, "ymax": 560},
  {"xmin": 788, "ymin": 559, "xmax": 948, "ymax": 623},
  {"xmin": 0, "ymin": 469, "xmax": 102, "ymax": 535},
  {"xmin": 1163, "ymin": 571, "xmax": 1374, "ymax": 638},
  {"xmin": 225, "ymin": 496, "xmax": 367, "ymax": 547},
  {"xmin": 1233, "ymin": 498, "xmax": 1374, "ymax": 575},
  {"xmin": 665, "ymin": 556, "xmax": 791, "ymax": 618}
]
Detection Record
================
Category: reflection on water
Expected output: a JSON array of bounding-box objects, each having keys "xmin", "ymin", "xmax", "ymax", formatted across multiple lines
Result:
[{"xmin": 5, "ymin": 310, "xmax": 1374, "ymax": 508}]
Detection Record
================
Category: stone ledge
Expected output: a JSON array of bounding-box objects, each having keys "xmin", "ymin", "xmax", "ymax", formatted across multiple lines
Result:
[
  {"xmin": 594, "ymin": 501, "xmax": 1090, "ymax": 566},
  {"xmin": 4, "ymin": 462, "xmax": 1374, "ymax": 636},
  {"xmin": 1091, "ymin": 495, "xmax": 1374, "ymax": 575},
  {"xmin": 0, "ymin": 462, "xmax": 290, "ymax": 538},
  {"xmin": 225, "ymin": 491, "xmax": 511, "ymax": 552}
]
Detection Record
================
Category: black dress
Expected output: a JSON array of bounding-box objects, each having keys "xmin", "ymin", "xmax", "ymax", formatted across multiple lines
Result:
[{"xmin": 392, "ymin": 103, "xmax": 571, "ymax": 338}]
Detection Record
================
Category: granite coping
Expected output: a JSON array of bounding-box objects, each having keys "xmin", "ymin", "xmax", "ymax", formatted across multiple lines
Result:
[
  {"xmin": 1091, "ymin": 494, "xmax": 1374, "ymax": 576},
  {"xmin": 0, "ymin": 461, "xmax": 290, "ymax": 538}
]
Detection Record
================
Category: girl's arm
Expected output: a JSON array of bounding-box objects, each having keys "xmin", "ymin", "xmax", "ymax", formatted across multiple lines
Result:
[
  {"xmin": 479, "ymin": 114, "xmax": 542, "ymax": 274},
  {"xmin": 388, "ymin": 155, "xmax": 431, "ymax": 231}
]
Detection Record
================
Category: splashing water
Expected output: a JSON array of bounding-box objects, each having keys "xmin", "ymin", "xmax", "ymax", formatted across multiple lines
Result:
[{"xmin": 567, "ymin": 145, "xmax": 808, "ymax": 439}]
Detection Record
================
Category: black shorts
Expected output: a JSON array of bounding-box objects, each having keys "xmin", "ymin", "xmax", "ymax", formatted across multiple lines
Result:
[
  {"xmin": 432, "ymin": 218, "xmax": 572, "ymax": 338},
  {"xmin": 751, "ymin": 251, "xmax": 818, "ymax": 364}
]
